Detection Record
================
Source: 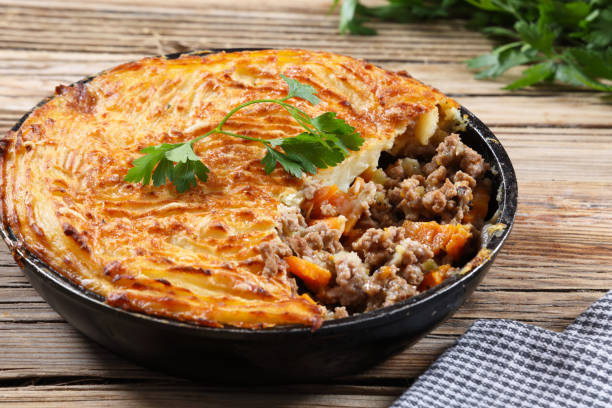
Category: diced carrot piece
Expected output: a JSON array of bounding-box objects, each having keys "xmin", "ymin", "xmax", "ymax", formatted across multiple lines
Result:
[
  {"xmin": 285, "ymin": 256, "xmax": 332, "ymax": 292},
  {"xmin": 418, "ymin": 264, "xmax": 451, "ymax": 291},
  {"xmin": 348, "ymin": 177, "xmax": 366, "ymax": 195},
  {"xmin": 310, "ymin": 216, "xmax": 347, "ymax": 232},
  {"xmin": 403, "ymin": 221, "xmax": 472, "ymax": 261},
  {"xmin": 359, "ymin": 167, "xmax": 375, "ymax": 182},
  {"xmin": 463, "ymin": 181, "xmax": 491, "ymax": 225},
  {"xmin": 303, "ymin": 185, "xmax": 339, "ymax": 219},
  {"xmin": 445, "ymin": 228, "xmax": 472, "ymax": 260},
  {"xmin": 340, "ymin": 177, "xmax": 367, "ymax": 233},
  {"xmin": 302, "ymin": 178, "xmax": 368, "ymax": 236},
  {"xmin": 342, "ymin": 227, "xmax": 365, "ymax": 247}
]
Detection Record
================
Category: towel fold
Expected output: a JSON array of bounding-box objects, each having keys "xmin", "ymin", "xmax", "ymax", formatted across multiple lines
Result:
[{"xmin": 391, "ymin": 290, "xmax": 611, "ymax": 408}]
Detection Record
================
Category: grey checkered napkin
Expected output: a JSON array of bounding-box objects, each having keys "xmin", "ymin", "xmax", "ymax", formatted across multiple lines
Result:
[{"xmin": 391, "ymin": 290, "xmax": 612, "ymax": 408}]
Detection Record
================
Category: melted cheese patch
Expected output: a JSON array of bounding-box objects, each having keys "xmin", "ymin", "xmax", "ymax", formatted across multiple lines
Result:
[{"xmin": 1, "ymin": 49, "xmax": 459, "ymax": 328}]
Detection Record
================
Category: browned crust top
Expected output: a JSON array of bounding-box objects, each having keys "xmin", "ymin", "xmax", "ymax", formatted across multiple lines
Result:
[{"xmin": 0, "ymin": 49, "xmax": 457, "ymax": 328}]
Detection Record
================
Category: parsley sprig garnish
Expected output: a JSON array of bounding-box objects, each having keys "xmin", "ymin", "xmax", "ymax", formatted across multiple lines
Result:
[
  {"xmin": 334, "ymin": 0, "xmax": 612, "ymax": 93},
  {"xmin": 124, "ymin": 75, "xmax": 364, "ymax": 192}
]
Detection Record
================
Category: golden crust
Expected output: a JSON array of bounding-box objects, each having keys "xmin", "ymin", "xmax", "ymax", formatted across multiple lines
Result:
[{"xmin": 0, "ymin": 49, "xmax": 459, "ymax": 328}]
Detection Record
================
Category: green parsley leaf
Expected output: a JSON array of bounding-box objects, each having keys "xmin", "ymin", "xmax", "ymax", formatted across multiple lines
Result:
[
  {"xmin": 124, "ymin": 142, "xmax": 209, "ymax": 191},
  {"xmin": 165, "ymin": 142, "xmax": 200, "ymax": 163},
  {"xmin": 152, "ymin": 157, "xmax": 174, "ymax": 187},
  {"xmin": 124, "ymin": 143, "xmax": 179, "ymax": 186},
  {"xmin": 480, "ymin": 26, "xmax": 520, "ymax": 39},
  {"xmin": 553, "ymin": 1, "xmax": 592, "ymax": 27},
  {"xmin": 125, "ymin": 75, "xmax": 364, "ymax": 192},
  {"xmin": 164, "ymin": 142, "xmax": 210, "ymax": 188},
  {"xmin": 585, "ymin": 8, "xmax": 612, "ymax": 48},
  {"xmin": 566, "ymin": 48, "xmax": 612, "ymax": 80},
  {"xmin": 261, "ymin": 145, "xmax": 304, "ymax": 178},
  {"xmin": 466, "ymin": 52, "xmax": 499, "ymax": 69},
  {"xmin": 280, "ymin": 132, "xmax": 340, "ymax": 170},
  {"xmin": 344, "ymin": 18, "xmax": 377, "ymax": 35},
  {"xmin": 173, "ymin": 159, "xmax": 210, "ymax": 193},
  {"xmin": 505, "ymin": 61, "xmax": 555, "ymax": 90},
  {"xmin": 514, "ymin": 20, "xmax": 557, "ymax": 56},
  {"xmin": 280, "ymin": 74, "xmax": 320, "ymax": 105},
  {"xmin": 311, "ymin": 112, "xmax": 364, "ymax": 151},
  {"xmin": 473, "ymin": 47, "xmax": 534, "ymax": 79},
  {"xmin": 338, "ymin": 0, "xmax": 360, "ymax": 34},
  {"xmin": 555, "ymin": 60, "xmax": 612, "ymax": 92},
  {"xmin": 464, "ymin": 0, "xmax": 510, "ymax": 13}
]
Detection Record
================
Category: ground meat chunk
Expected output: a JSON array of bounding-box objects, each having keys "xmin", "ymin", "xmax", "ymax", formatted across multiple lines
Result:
[
  {"xmin": 385, "ymin": 160, "xmax": 405, "ymax": 181},
  {"xmin": 385, "ymin": 237, "xmax": 433, "ymax": 284},
  {"xmin": 454, "ymin": 170, "xmax": 477, "ymax": 188},
  {"xmin": 423, "ymin": 133, "xmax": 488, "ymax": 179},
  {"xmin": 332, "ymin": 306, "xmax": 349, "ymax": 319},
  {"xmin": 286, "ymin": 222, "xmax": 342, "ymax": 255},
  {"xmin": 358, "ymin": 185, "xmax": 396, "ymax": 229},
  {"xmin": 301, "ymin": 181, "xmax": 319, "ymax": 201},
  {"xmin": 425, "ymin": 165, "xmax": 446, "ymax": 187},
  {"xmin": 386, "ymin": 136, "xmax": 487, "ymax": 224},
  {"xmin": 365, "ymin": 266, "xmax": 417, "ymax": 311},
  {"xmin": 257, "ymin": 239, "xmax": 292, "ymax": 277},
  {"xmin": 319, "ymin": 203, "xmax": 338, "ymax": 217},
  {"xmin": 452, "ymin": 171, "xmax": 476, "ymax": 222},
  {"xmin": 402, "ymin": 265, "xmax": 425, "ymax": 286},
  {"xmin": 276, "ymin": 203, "xmax": 343, "ymax": 263},
  {"xmin": 318, "ymin": 251, "xmax": 370, "ymax": 308},
  {"xmin": 422, "ymin": 179, "xmax": 456, "ymax": 214},
  {"xmin": 351, "ymin": 179, "xmax": 379, "ymax": 218},
  {"xmin": 388, "ymin": 176, "xmax": 426, "ymax": 221},
  {"xmin": 268, "ymin": 204, "xmax": 344, "ymax": 273},
  {"xmin": 352, "ymin": 227, "xmax": 433, "ymax": 281},
  {"xmin": 352, "ymin": 226, "xmax": 406, "ymax": 268},
  {"xmin": 277, "ymin": 204, "xmax": 306, "ymax": 236},
  {"xmin": 284, "ymin": 222, "xmax": 342, "ymax": 270}
]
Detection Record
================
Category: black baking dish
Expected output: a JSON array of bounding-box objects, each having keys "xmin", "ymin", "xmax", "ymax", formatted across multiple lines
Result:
[{"xmin": 0, "ymin": 49, "xmax": 517, "ymax": 383}]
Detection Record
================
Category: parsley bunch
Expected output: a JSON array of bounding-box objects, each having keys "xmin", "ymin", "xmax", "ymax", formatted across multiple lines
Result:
[
  {"xmin": 334, "ymin": 0, "xmax": 612, "ymax": 92},
  {"xmin": 124, "ymin": 75, "xmax": 364, "ymax": 192}
]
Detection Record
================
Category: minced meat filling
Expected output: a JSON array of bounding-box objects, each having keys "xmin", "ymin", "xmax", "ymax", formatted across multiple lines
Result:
[{"xmin": 258, "ymin": 133, "xmax": 491, "ymax": 317}]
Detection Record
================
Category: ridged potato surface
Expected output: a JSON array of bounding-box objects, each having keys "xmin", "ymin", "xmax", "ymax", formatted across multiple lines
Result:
[{"xmin": 1, "ymin": 49, "xmax": 459, "ymax": 328}]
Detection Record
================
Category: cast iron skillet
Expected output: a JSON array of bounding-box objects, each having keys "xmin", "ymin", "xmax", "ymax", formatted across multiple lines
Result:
[{"xmin": 1, "ymin": 49, "xmax": 517, "ymax": 383}]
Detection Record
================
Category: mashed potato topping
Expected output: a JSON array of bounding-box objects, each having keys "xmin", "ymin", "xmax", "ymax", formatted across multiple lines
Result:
[{"xmin": 1, "ymin": 49, "xmax": 469, "ymax": 329}]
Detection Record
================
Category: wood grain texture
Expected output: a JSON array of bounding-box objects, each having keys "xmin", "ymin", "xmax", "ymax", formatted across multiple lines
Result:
[
  {"xmin": 1, "ymin": 0, "xmax": 611, "ymax": 406},
  {"xmin": 0, "ymin": 384, "xmax": 399, "ymax": 408}
]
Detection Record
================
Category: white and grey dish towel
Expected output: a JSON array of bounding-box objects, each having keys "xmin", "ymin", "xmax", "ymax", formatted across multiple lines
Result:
[{"xmin": 391, "ymin": 290, "xmax": 611, "ymax": 408}]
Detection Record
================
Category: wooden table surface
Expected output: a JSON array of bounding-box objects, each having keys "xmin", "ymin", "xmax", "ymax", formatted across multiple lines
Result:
[{"xmin": 1, "ymin": 1, "xmax": 611, "ymax": 406}]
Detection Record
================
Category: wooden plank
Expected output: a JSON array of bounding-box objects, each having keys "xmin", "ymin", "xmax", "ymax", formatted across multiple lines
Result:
[
  {"xmin": 6, "ymin": 0, "xmax": 336, "ymax": 13},
  {"xmin": 497, "ymin": 128, "xmax": 612, "ymax": 182},
  {"xmin": 0, "ymin": 383, "xmax": 399, "ymax": 408},
  {"xmin": 0, "ymin": 4, "xmax": 491, "ymax": 62}
]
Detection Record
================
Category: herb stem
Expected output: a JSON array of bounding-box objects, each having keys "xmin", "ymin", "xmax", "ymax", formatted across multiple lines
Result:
[
  {"xmin": 217, "ymin": 130, "xmax": 269, "ymax": 144},
  {"xmin": 216, "ymin": 99, "xmax": 280, "ymax": 129},
  {"xmin": 190, "ymin": 128, "xmax": 216, "ymax": 145},
  {"xmin": 191, "ymin": 99, "xmax": 316, "ymax": 146}
]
